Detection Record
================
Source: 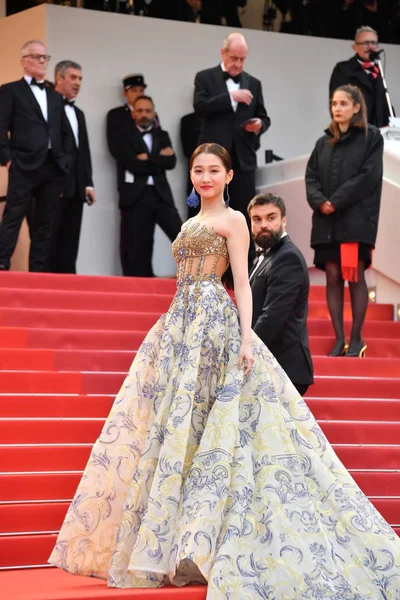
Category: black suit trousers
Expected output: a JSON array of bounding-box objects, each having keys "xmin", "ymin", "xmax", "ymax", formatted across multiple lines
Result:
[
  {"xmin": 120, "ymin": 186, "xmax": 182, "ymax": 277},
  {"xmin": 230, "ymin": 146, "xmax": 256, "ymax": 263},
  {"xmin": 0, "ymin": 152, "xmax": 65, "ymax": 271},
  {"xmin": 51, "ymin": 194, "xmax": 84, "ymax": 274}
]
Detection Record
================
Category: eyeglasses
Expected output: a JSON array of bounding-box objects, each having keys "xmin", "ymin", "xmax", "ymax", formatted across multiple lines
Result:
[
  {"xmin": 23, "ymin": 54, "xmax": 51, "ymax": 62},
  {"xmin": 355, "ymin": 41, "xmax": 379, "ymax": 47}
]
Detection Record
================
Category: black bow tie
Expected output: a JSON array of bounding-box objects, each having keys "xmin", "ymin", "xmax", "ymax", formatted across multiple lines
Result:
[
  {"xmin": 64, "ymin": 99, "xmax": 75, "ymax": 107},
  {"xmin": 256, "ymin": 248, "xmax": 267, "ymax": 257},
  {"xmin": 223, "ymin": 72, "xmax": 241, "ymax": 84},
  {"xmin": 31, "ymin": 78, "xmax": 45, "ymax": 90},
  {"xmin": 140, "ymin": 128, "xmax": 153, "ymax": 136}
]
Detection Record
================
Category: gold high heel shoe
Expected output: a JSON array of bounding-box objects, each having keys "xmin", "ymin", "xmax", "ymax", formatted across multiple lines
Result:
[
  {"xmin": 328, "ymin": 340, "xmax": 349, "ymax": 357},
  {"xmin": 346, "ymin": 341, "xmax": 367, "ymax": 358}
]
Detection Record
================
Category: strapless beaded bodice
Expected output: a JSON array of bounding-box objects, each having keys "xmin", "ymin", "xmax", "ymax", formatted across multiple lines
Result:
[{"xmin": 172, "ymin": 220, "xmax": 229, "ymax": 288}]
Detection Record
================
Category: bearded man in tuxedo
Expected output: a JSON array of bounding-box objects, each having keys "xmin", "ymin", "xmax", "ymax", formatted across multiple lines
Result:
[{"xmin": 249, "ymin": 192, "xmax": 314, "ymax": 396}]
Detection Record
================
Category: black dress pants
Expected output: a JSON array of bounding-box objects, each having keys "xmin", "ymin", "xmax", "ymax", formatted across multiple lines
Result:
[
  {"xmin": 0, "ymin": 153, "xmax": 65, "ymax": 272},
  {"xmin": 230, "ymin": 146, "xmax": 256, "ymax": 265},
  {"xmin": 120, "ymin": 186, "xmax": 182, "ymax": 277},
  {"xmin": 51, "ymin": 194, "xmax": 84, "ymax": 274}
]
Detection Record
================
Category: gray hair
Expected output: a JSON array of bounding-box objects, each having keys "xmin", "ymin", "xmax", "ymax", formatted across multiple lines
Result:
[
  {"xmin": 354, "ymin": 26, "xmax": 378, "ymax": 41},
  {"xmin": 222, "ymin": 32, "xmax": 248, "ymax": 52},
  {"xmin": 55, "ymin": 60, "xmax": 82, "ymax": 79},
  {"xmin": 21, "ymin": 40, "xmax": 45, "ymax": 56}
]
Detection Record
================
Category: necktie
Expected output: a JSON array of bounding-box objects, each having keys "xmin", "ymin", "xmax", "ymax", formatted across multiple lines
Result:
[
  {"xmin": 223, "ymin": 72, "xmax": 241, "ymax": 84},
  {"xmin": 255, "ymin": 248, "xmax": 266, "ymax": 257},
  {"xmin": 140, "ymin": 128, "xmax": 153, "ymax": 136},
  {"xmin": 31, "ymin": 78, "xmax": 45, "ymax": 90},
  {"xmin": 64, "ymin": 99, "xmax": 75, "ymax": 107},
  {"xmin": 360, "ymin": 61, "xmax": 379, "ymax": 79}
]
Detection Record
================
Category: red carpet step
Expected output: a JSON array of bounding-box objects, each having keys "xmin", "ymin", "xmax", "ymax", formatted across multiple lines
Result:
[
  {"xmin": 2, "ymin": 416, "xmax": 399, "ymax": 444},
  {"xmin": 2, "ymin": 470, "xmax": 399, "ymax": 503},
  {"xmin": 3, "ymin": 350, "xmax": 400, "ymax": 377},
  {"xmin": 0, "ymin": 567, "xmax": 207, "ymax": 599},
  {"xmin": 1, "ymin": 497, "xmax": 398, "ymax": 536},
  {"xmin": 2, "ymin": 370, "xmax": 400, "ymax": 398},
  {"xmin": 2, "ymin": 443, "xmax": 400, "ymax": 473},
  {"xmin": 2, "ymin": 394, "xmax": 400, "ymax": 421}
]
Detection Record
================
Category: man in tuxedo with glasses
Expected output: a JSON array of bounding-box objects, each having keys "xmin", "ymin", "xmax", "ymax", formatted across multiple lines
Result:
[
  {"xmin": 0, "ymin": 40, "xmax": 73, "ymax": 272},
  {"xmin": 329, "ymin": 26, "xmax": 391, "ymax": 127}
]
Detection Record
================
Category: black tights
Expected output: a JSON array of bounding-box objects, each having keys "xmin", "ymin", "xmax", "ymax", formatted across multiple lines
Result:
[{"xmin": 325, "ymin": 260, "xmax": 368, "ymax": 346}]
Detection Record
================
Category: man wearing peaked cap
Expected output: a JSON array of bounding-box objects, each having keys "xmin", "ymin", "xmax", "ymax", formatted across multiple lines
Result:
[{"xmin": 107, "ymin": 75, "xmax": 147, "ymax": 158}]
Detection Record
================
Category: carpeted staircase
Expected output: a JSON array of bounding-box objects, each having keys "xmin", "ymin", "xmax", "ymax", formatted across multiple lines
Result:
[{"xmin": 0, "ymin": 272, "xmax": 399, "ymax": 598}]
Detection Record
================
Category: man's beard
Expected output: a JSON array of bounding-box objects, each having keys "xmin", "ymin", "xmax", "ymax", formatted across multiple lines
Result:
[{"xmin": 254, "ymin": 227, "xmax": 283, "ymax": 250}]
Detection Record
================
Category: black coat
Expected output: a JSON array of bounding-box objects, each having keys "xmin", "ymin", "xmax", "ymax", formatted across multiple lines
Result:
[
  {"xmin": 0, "ymin": 78, "xmax": 73, "ymax": 172},
  {"xmin": 251, "ymin": 236, "xmax": 314, "ymax": 387},
  {"xmin": 305, "ymin": 125, "xmax": 383, "ymax": 248},
  {"xmin": 329, "ymin": 56, "xmax": 391, "ymax": 128},
  {"xmin": 194, "ymin": 65, "xmax": 270, "ymax": 172},
  {"xmin": 111, "ymin": 121, "xmax": 176, "ymax": 210},
  {"xmin": 106, "ymin": 105, "xmax": 132, "ymax": 171},
  {"xmin": 64, "ymin": 105, "xmax": 93, "ymax": 202}
]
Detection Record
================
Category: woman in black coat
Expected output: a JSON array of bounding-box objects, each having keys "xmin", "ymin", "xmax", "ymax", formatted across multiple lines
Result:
[{"xmin": 306, "ymin": 84, "xmax": 383, "ymax": 357}]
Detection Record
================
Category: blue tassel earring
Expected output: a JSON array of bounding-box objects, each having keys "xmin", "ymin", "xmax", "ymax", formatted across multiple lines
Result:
[
  {"xmin": 187, "ymin": 187, "xmax": 199, "ymax": 208},
  {"xmin": 224, "ymin": 184, "xmax": 230, "ymax": 207}
]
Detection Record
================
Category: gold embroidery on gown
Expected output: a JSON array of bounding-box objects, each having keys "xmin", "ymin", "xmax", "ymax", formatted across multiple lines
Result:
[{"xmin": 49, "ymin": 220, "xmax": 400, "ymax": 598}]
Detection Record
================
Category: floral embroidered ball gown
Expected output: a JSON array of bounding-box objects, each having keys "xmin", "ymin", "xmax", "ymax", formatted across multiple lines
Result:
[{"xmin": 50, "ymin": 219, "xmax": 400, "ymax": 598}]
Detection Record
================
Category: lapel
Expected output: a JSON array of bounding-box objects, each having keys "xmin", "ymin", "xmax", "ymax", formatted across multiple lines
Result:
[
  {"xmin": 349, "ymin": 56, "xmax": 373, "ymax": 92},
  {"xmin": 236, "ymin": 71, "xmax": 250, "ymax": 116},
  {"xmin": 75, "ymin": 107, "xmax": 83, "ymax": 149},
  {"xmin": 150, "ymin": 128, "xmax": 160, "ymax": 156},
  {"xmin": 250, "ymin": 237, "xmax": 288, "ymax": 284},
  {"xmin": 215, "ymin": 65, "xmax": 229, "ymax": 96},
  {"xmin": 20, "ymin": 78, "xmax": 47, "ymax": 123}
]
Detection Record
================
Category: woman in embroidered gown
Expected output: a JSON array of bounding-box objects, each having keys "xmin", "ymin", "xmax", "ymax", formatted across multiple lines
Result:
[{"xmin": 50, "ymin": 143, "xmax": 400, "ymax": 598}]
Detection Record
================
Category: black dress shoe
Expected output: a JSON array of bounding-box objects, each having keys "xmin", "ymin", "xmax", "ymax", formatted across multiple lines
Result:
[
  {"xmin": 328, "ymin": 339, "xmax": 349, "ymax": 357},
  {"xmin": 346, "ymin": 340, "xmax": 367, "ymax": 358}
]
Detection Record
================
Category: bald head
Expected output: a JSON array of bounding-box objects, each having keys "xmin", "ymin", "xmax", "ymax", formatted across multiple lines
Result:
[{"xmin": 221, "ymin": 33, "xmax": 248, "ymax": 77}]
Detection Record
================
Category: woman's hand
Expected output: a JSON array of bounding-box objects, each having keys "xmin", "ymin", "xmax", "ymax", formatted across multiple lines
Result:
[
  {"xmin": 319, "ymin": 200, "xmax": 336, "ymax": 215},
  {"xmin": 238, "ymin": 342, "xmax": 254, "ymax": 376}
]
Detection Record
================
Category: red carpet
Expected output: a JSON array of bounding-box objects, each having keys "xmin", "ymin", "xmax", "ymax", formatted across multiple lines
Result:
[
  {"xmin": 0, "ymin": 568, "xmax": 207, "ymax": 600},
  {"xmin": 0, "ymin": 272, "xmax": 399, "ymax": 599}
]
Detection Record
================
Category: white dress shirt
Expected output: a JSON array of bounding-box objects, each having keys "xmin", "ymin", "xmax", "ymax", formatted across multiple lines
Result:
[
  {"xmin": 124, "ymin": 126, "xmax": 154, "ymax": 185},
  {"xmin": 221, "ymin": 63, "xmax": 240, "ymax": 112},
  {"xmin": 24, "ymin": 75, "xmax": 48, "ymax": 122},
  {"xmin": 64, "ymin": 102, "xmax": 79, "ymax": 148}
]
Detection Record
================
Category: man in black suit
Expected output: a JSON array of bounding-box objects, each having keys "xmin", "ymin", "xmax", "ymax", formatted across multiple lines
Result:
[
  {"xmin": 51, "ymin": 60, "xmax": 95, "ymax": 274},
  {"xmin": 107, "ymin": 74, "xmax": 148, "ymax": 164},
  {"xmin": 249, "ymin": 193, "xmax": 314, "ymax": 396},
  {"xmin": 329, "ymin": 26, "xmax": 391, "ymax": 128},
  {"xmin": 194, "ymin": 33, "xmax": 270, "ymax": 249},
  {"xmin": 112, "ymin": 95, "xmax": 182, "ymax": 277},
  {"xmin": 0, "ymin": 39, "xmax": 73, "ymax": 272}
]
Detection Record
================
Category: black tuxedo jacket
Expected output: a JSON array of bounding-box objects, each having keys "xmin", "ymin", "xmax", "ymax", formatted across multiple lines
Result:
[
  {"xmin": 106, "ymin": 104, "xmax": 132, "ymax": 164},
  {"xmin": 64, "ymin": 105, "xmax": 93, "ymax": 202},
  {"xmin": 194, "ymin": 65, "xmax": 270, "ymax": 172},
  {"xmin": 0, "ymin": 78, "xmax": 73, "ymax": 172},
  {"xmin": 329, "ymin": 56, "xmax": 391, "ymax": 128},
  {"xmin": 251, "ymin": 236, "xmax": 314, "ymax": 386},
  {"xmin": 111, "ymin": 122, "xmax": 176, "ymax": 210}
]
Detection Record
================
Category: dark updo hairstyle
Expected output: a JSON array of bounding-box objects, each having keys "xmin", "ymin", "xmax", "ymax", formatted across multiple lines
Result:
[
  {"xmin": 190, "ymin": 143, "xmax": 232, "ymax": 172},
  {"xmin": 329, "ymin": 85, "xmax": 368, "ymax": 144}
]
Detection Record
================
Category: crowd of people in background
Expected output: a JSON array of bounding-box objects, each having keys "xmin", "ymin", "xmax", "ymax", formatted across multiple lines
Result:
[{"xmin": 6, "ymin": 1, "xmax": 400, "ymax": 44}]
